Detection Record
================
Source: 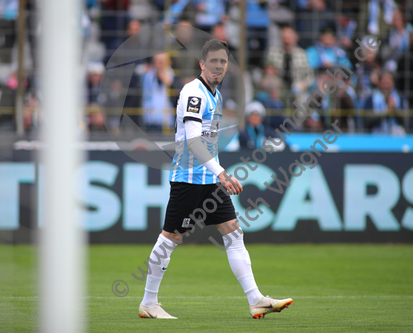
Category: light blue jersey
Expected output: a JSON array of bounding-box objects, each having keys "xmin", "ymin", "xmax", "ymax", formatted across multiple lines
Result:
[{"xmin": 169, "ymin": 76, "xmax": 223, "ymax": 184}]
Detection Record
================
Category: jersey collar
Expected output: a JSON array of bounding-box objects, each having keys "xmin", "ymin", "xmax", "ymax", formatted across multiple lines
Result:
[{"xmin": 197, "ymin": 75, "xmax": 216, "ymax": 97}]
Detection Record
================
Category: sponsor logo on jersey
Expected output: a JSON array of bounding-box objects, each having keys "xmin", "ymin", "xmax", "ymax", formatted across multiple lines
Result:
[
  {"xmin": 187, "ymin": 96, "xmax": 201, "ymax": 113},
  {"xmin": 201, "ymin": 131, "xmax": 218, "ymax": 138},
  {"xmin": 182, "ymin": 217, "xmax": 191, "ymax": 227}
]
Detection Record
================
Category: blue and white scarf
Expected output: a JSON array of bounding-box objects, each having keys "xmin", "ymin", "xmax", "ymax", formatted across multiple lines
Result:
[{"xmin": 246, "ymin": 124, "xmax": 265, "ymax": 149}]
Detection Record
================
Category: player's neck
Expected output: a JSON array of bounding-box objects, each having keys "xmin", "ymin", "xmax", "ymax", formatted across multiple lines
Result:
[{"xmin": 200, "ymin": 73, "xmax": 217, "ymax": 94}]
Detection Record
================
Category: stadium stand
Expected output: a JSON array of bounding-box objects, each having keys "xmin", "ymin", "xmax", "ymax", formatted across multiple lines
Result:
[{"xmin": 1, "ymin": 0, "xmax": 413, "ymax": 135}]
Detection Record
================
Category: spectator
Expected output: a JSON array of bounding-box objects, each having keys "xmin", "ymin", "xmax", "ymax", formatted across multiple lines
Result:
[
  {"xmin": 396, "ymin": 33, "xmax": 413, "ymax": 110},
  {"xmin": 367, "ymin": 0, "xmax": 397, "ymax": 35},
  {"xmin": 104, "ymin": 78, "xmax": 126, "ymax": 108},
  {"xmin": 304, "ymin": 71, "xmax": 330, "ymax": 132},
  {"xmin": 142, "ymin": 53, "xmax": 175, "ymax": 132},
  {"xmin": 255, "ymin": 65, "xmax": 286, "ymax": 129},
  {"xmin": 3, "ymin": 68, "xmax": 33, "ymax": 103},
  {"xmin": 306, "ymin": 26, "xmax": 351, "ymax": 71},
  {"xmin": 5, "ymin": 70, "xmax": 27, "ymax": 90},
  {"xmin": 353, "ymin": 36, "xmax": 381, "ymax": 108},
  {"xmin": 245, "ymin": 0, "xmax": 270, "ymax": 67},
  {"xmin": 304, "ymin": 68, "xmax": 357, "ymax": 132},
  {"xmin": 258, "ymin": 64, "xmax": 280, "ymax": 92},
  {"xmin": 170, "ymin": 21, "xmax": 201, "ymax": 107},
  {"xmin": 381, "ymin": 10, "xmax": 413, "ymax": 72},
  {"xmin": 99, "ymin": 0, "xmax": 130, "ymax": 64},
  {"xmin": 194, "ymin": 0, "xmax": 226, "ymax": 33},
  {"xmin": 227, "ymin": 0, "xmax": 270, "ymax": 67},
  {"xmin": 266, "ymin": 26, "xmax": 315, "ymax": 107},
  {"xmin": 127, "ymin": 19, "xmax": 141, "ymax": 37},
  {"xmin": 88, "ymin": 102, "xmax": 106, "ymax": 132},
  {"xmin": 106, "ymin": 18, "xmax": 150, "ymax": 67},
  {"xmin": 239, "ymin": 100, "xmax": 288, "ymax": 151},
  {"xmin": 87, "ymin": 61, "xmax": 105, "ymax": 104},
  {"xmin": 170, "ymin": 20, "xmax": 199, "ymax": 83},
  {"xmin": 329, "ymin": 71, "xmax": 356, "ymax": 132},
  {"xmin": 101, "ymin": 18, "xmax": 146, "ymax": 127},
  {"xmin": 22, "ymin": 95, "xmax": 39, "ymax": 132},
  {"xmin": 0, "ymin": 92, "xmax": 38, "ymax": 132},
  {"xmin": 295, "ymin": 0, "xmax": 336, "ymax": 49},
  {"xmin": 0, "ymin": 0, "xmax": 18, "ymax": 63},
  {"xmin": 212, "ymin": 23, "xmax": 237, "ymax": 55},
  {"xmin": 128, "ymin": 0, "xmax": 155, "ymax": 24},
  {"xmin": 364, "ymin": 71, "xmax": 407, "ymax": 134},
  {"xmin": 163, "ymin": 0, "xmax": 196, "ymax": 25},
  {"xmin": 336, "ymin": 9, "xmax": 357, "ymax": 51},
  {"xmin": 99, "ymin": 78, "xmax": 131, "ymax": 132},
  {"xmin": 121, "ymin": 19, "xmax": 146, "ymax": 123}
]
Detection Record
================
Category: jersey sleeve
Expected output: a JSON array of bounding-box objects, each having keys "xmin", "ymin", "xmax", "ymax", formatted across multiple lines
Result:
[
  {"xmin": 185, "ymin": 120, "xmax": 224, "ymax": 177},
  {"xmin": 180, "ymin": 87, "xmax": 206, "ymax": 124}
]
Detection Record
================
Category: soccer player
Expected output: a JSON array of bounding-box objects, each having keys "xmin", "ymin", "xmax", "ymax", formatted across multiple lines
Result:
[{"xmin": 139, "ymin": 39, "xmax": 293, "ymax": 319}]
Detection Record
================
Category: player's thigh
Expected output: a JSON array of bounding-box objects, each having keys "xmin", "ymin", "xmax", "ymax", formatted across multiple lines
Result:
[
  {"xmin": 202, "ymin": 183, "xmax": 237, "ymax": 229},
  {"xmin": 215, "ymin": 218, "xmax": 240, "ymax": 235},
  {"xmin": 163, "ymin": 182, "xmax": 205, "ymax": 234}
]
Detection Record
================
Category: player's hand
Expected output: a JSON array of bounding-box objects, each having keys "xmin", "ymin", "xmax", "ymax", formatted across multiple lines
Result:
[{"xmin": 218, "ymin": 171, "xmax": 243, "ymax": 195}]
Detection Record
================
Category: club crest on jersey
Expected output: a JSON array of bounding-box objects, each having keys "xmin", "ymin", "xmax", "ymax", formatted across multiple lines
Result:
[
  {"xmin": 182, "ymin": 218, "xmax": 191, "ymax": 228},
  {"xmin": 187, "ymin": 96, "xmax": 201, "ymax": 113}
]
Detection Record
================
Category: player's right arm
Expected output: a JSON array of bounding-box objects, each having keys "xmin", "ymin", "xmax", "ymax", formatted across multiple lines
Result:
[{"xmin": 181, "ymin": 90, "xmax": 223, "ymax": 175}]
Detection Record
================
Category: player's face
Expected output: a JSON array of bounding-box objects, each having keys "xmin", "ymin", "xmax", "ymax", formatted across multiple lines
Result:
[{"xmin": 200, "ymin": 49, "xmax": 228, "ymax": 86}]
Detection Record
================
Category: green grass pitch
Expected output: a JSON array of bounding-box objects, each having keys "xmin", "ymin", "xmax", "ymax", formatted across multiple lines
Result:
[{"xmin": 1, "ymin": 243, "xmax": 413, "ymax": 332}]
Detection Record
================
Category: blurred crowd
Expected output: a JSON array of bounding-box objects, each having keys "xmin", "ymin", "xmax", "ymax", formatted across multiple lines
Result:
[{"xmin": 0, "ymin": 0, "xmax": 413, "ymax": 135}]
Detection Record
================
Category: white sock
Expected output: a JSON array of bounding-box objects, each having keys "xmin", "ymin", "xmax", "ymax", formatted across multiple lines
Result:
[
  {"xmin": 142, "ymin": 234, "xmax": 177, "ymax": 306},
  {"xmin": 223, "ymin": 231, "xmax": 263, "ymax": 305}
]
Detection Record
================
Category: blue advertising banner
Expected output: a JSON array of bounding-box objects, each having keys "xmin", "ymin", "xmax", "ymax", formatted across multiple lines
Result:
[{"xmin": 0, "ymin": 150, "xmax": 412, "ymax": 243}]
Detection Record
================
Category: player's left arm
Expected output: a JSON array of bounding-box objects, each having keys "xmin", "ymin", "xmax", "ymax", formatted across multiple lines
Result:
[
  {"xmin": 185, "ymin": 122, "xmax": 242, "ymax": 194},
  {"xmin": 182, "ymin": 90, "xmax": 242, "ymax": 194}
]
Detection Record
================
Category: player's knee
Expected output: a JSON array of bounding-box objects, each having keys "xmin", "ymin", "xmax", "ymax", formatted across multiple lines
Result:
[
  {"xmin": 226, "ymin": 219, "xmax": 241, "ymax": 234},
  {"xmin": 161, "ymin": 230, "xmax": 183, "ymax": 244}
]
